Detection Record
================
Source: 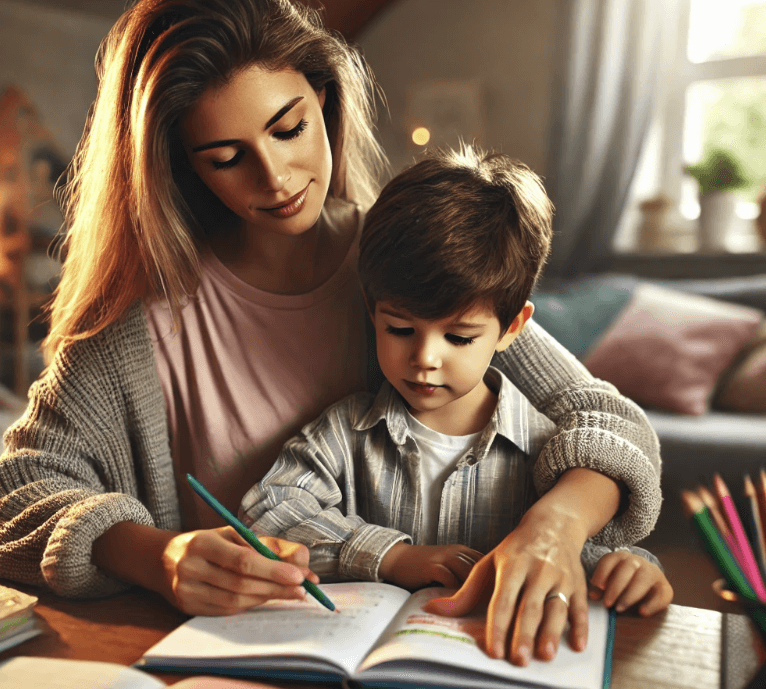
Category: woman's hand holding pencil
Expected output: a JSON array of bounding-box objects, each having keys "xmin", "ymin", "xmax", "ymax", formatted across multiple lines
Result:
[{"xmin": 159, "ymin": 525, "xmax": 321, "ymax": 616}]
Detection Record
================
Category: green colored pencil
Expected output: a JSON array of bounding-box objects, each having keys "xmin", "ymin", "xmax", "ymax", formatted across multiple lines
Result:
[
  {"xmin": 186, "ymin": 474, "xmax": 336, "ymax": 612},
  {"xmin": 682, "ymin": 490, "xmax": 766, "ymax": 643},
  {"xmin": 682, "ymin": 490, "xmax": 757, "ymax": 602}
]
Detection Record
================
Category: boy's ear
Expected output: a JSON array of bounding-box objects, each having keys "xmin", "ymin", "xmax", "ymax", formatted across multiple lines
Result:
[{"xmin": 495, "ymin": 301, "xmax": 534, "ymax": 353}]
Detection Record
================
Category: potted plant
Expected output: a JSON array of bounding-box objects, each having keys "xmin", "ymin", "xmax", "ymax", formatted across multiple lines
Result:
[{"xmin": 685, "ymin": 148, "xmax": 751, "ymax": 252}]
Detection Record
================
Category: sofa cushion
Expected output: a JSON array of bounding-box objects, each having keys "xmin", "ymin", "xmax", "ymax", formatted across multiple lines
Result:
[
  {"xmin": 532, "ymin": 275, "xmax": 764, "ymax": 415},
  {"xmin": 714, "ymin": 334, "xmax": 766, "ymax": 413}
]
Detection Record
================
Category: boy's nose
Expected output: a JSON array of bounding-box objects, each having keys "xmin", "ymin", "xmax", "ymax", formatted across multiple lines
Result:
[{"xmin": 410, "ymin": 339, "xmax": 441, "ymax": 369}]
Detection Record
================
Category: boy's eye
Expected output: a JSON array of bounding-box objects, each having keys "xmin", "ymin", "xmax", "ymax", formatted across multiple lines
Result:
[
  {"xmin": 274, "ymin": 118, "xmax": 308, "ymax": 141},
  {"xmin": 212, "ymin": 149, "xmax": 245, "ymax": 170},
  {"xmin": 385, "ymin": 325, "xmax": 413, "ymax": 337},
  {"xmin": 446, "ymin": 334, "xmax": 475, "ymax": 346}
]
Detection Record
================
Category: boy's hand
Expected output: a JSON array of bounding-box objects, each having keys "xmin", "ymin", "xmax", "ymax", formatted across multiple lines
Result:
[
  {"xmin": 378, "ymin": 542, "xmax": 484, "ymax": 590},
  {"xmin": 589, "ymin": 551, "xmax": 673, "ymax": 616},
  {"xmin": 423, "ymin": 501, "xmax": 588, "ymax": 666}
]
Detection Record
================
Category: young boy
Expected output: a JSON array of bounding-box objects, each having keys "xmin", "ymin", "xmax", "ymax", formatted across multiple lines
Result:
[{"xmin": 241, "ymin": 146, "xmax": 671, "ymax": 661}]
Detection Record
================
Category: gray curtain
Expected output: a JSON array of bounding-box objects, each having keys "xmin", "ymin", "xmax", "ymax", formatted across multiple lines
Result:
[{"xmin": 545, "ymin": 0, "xmax": 681, "ymax": 278}]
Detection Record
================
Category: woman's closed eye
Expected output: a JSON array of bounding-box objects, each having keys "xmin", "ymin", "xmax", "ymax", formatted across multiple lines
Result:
[
  {"xmin": 210, "ymin": 119, "xmax": 308, "ymax": 170},
  {"xmin": 212, "ymin": 149, "xmax": 245, "ymax": 170},
  {"xmin": 274, "ymin": 118, "xmax": 308, "ymax": 141}
]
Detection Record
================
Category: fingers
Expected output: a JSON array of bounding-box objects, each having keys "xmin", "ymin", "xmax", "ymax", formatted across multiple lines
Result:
[
  {"xmin": 170, "ymin": 553, "xmax": 308, "ymax": 616},
  {"xmin": 507, "ymin": 583, "xmax": 547, "ymax": 666},
  {"xmin": 635, "ymin": 579, "xmax": 674, "ymax": 616},
  {"xmin": 423, "ymin": 555, "xmax": 492, "ymax": 617},
  {"xmin": 212, "ymin": 528, "xmax": 309, "ymax": 585},
  {"xmin": 533, "ymin": 591, "xmax": 571, "ymax": 661},
  {"xmin": 590, "ymin": 553, "xmax": 673, "ymax": 616},
  {"xmin": 452, "ymin": 548, "xmax": 483, "ymax": 583},
  {"xmin": 566, "ymin": 585, "xmax": 589, "ymax": 653},
  {"xmin": 610, "ymin": 567, "xmax": 673, "ymax": 615},
  {"xmin": 261, "ymin": 536, "xmax": 312, "ymax": 569},
  {"xmin": 487, "ymin": 566, "xmax": 526, "ymax": 661},
  {"xmin": 258, "ymin": 536, "xmax": 319, "ymax": 584},
  {"xmin": 589, "ymin": 552, "xmax": 620, "ymax": 592},
  {"xmin": 429, "ymin": 565, "xmax": 462, "ymax": 590},
  {"xmin": 176, "ymin": 575, "xmax": 307, "ymax": 616}
]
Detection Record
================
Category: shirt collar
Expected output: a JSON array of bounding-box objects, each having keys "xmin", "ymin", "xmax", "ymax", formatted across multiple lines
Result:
[{"xmin": 354, "ymin": 366, "xmax": 543, "ymax": 455}]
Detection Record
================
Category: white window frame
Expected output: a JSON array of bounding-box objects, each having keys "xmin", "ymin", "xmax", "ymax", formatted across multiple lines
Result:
[{"xmin": 661, "ymin": 0, "xmax": 766, "ymax": 219}]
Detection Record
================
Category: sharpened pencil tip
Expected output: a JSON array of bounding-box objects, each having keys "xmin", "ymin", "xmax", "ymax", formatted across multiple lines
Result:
[
  {"xmin": 745, "ymin": 474, "xmax": 756, "ymax": 495},
  {"xmin": 681, "ymin": 489, "xmax": 704, "ymax": 516}
]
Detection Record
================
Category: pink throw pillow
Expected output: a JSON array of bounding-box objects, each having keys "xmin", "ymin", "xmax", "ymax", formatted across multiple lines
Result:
[{"xmin": 582, "ymin": 283, "xmax": 764, "ymax": 415}]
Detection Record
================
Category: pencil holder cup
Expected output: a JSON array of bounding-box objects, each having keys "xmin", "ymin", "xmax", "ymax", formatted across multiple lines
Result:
[
  {"xmin": 714, "ymin": 578, "xmax": 747, "ymax": 604},
  {"xmin": 713, "ymin": 579, "xmax": 766, "ymax": 645}
]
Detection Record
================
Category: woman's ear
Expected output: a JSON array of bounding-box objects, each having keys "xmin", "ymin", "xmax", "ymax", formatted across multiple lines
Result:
[
  {"xmin": 318, "ymin": 87, "xmax": 327, "ymax": 110},
  {"xmin": 495, "ymin": 301, "xmax": 534, "ymax": 353}
]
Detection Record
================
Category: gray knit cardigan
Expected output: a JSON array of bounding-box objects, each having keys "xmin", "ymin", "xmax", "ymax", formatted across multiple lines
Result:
[{"xmin": 0, "ymin": 302, "xmax": 662, "ymax": 598}]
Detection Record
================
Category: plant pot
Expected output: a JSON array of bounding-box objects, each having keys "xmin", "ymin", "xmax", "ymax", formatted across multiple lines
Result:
[{"xmin": 698, "ymin": 190, "xmax": 736, "ymax": 253}]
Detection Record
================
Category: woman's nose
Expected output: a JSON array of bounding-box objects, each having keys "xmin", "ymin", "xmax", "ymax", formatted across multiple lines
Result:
[{"xmin": 256, "ymin": 148, "xmax": 290, "ymax": 191}]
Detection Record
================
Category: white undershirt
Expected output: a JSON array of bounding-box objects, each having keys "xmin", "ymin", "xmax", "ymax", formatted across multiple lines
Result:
[{"xmin": 405, "ymin": 410, "xmax": 482, "ymax": 544}]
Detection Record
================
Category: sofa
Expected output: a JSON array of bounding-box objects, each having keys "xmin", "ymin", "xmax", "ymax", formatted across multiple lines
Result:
[
  {"xmin": 642, "ymin": 275, "xmax": 766, "ymax": 548},
  {"xmin": 531, "ymin": 272, "xmax": 766, "ymax": 550}
]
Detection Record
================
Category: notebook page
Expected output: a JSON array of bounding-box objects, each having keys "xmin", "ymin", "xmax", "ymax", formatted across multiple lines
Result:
[
  {"xmin": 141, "ymin": 582, "xmax": 411, "ymax": 677},
  {"xmin": 357, "ymin": 587, "xmax": 609, "ymax": 689}
]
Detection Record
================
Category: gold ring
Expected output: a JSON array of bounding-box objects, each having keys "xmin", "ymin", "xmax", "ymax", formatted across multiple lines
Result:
[{"xmin": 544, "ymin": 591, "xmax": 569, "ymax": 607}]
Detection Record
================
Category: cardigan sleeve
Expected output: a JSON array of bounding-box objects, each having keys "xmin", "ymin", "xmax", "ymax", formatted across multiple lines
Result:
[
  {"xmin": 0, "ymin": 303, "xmax": 180, "ymax": 599},
  {"xmin": 492, "ymin": 318, "xmax": 662, "ymax": 547}
]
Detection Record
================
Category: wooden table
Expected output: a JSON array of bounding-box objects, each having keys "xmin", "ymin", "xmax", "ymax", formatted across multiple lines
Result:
[{"xmin": 0, "ymin": 585, "xmax": 757, "ymax": 688}]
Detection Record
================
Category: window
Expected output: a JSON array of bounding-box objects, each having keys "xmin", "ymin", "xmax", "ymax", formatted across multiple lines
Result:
[{"xmin": 618, "ymin": 0, "xmax": 766, "ymax": 254}]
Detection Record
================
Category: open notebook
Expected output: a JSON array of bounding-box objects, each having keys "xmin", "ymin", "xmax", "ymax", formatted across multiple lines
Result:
[{"xmin": 137, "ymin": 582, "xmax": 615, "ymax": 689}]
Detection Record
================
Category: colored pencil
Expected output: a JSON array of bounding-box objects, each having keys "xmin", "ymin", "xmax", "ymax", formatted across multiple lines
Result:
[
  {"xmin": 186, "ymin": 474, "xmax": 336, "ymax": 612},
  {"xmin": 744, "ymin": 474, "xmax": 766, "ymax": 579},
  {"xmin": 696, "ymin": 484, "xmax": 740, "ymax": 559},
  {"xmin": 713, "ymin": 474, "xmax": 766, "ymax": 602},
  {"xmin": 681, "ymin": 490, "xmax": 759, "ymax": 603},
  {"xmin": 757, "ymin": 470, "xmax": 766, "ymax": 551}
]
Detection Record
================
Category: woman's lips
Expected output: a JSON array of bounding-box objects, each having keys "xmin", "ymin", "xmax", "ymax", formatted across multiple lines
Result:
[{"xmin": 259, "ymin": 183, "xmax": 310, "ymax": 218}]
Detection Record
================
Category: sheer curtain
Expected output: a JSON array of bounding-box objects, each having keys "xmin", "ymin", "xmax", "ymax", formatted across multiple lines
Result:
[{"xmin": 544, "ymin": 0, "xmax": 682, "ymax": 279}]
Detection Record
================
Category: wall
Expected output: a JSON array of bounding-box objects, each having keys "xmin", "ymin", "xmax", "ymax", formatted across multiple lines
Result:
[
  {"xmin": 0, "ymin": 0, "xmax": 563, "ymax": 173},
  {"xmin": 358, "ymin": 0, "xmax": 562, "ymax": 179},
  {"xmin": 0, "ymin": 0, "xmax": 113, "ymax": 157}
]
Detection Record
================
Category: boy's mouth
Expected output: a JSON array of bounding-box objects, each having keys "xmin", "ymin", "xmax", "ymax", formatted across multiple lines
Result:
[{"xmin": 405, "ymin": 380, "xmax": 443, "ymax": 395}]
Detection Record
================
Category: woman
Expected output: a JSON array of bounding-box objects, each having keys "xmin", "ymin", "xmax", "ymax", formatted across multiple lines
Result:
[{"xmin": 0, "ymin": 0, "xmax": 660, "ymax": 664}]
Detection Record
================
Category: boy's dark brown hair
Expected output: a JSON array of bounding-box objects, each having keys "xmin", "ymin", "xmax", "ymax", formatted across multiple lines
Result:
[{"xmin": 358, "ymin": 145, "xmax": 554, "ymax": 331}]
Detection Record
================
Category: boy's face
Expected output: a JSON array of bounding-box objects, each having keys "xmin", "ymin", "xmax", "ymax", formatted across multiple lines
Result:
[{"xmin": 372, "ymin": 300, "xmax": 531, "ymax": 432}]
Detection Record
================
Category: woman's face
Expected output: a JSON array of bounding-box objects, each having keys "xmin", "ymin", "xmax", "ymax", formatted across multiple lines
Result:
[{"xmin": 180, "ymin": 64, "xmax": 332, "ymax": 236}]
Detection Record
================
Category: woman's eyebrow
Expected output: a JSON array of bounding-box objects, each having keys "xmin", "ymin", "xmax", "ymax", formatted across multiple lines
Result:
[
  {"xmin": 191, "ymin": 96, "xmax": 305, "ymax": 153},
  {"xmin": 264, "ymin": 95, "xmax": 304, "ymax": 129},
  {"xmin": 192, "ymin": 139, "xmax": 239, "ymax": 153}
]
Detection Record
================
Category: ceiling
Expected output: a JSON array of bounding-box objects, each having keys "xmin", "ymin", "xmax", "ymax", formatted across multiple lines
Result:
[{"xmin": 14, "ymin": 0, "xmax": 397, "ymax": 37}]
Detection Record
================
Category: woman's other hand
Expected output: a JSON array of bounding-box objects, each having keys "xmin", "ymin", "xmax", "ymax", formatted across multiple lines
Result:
[{"xmin": 424, "ymin": 468, "xmax": 621, "ymax": 665}]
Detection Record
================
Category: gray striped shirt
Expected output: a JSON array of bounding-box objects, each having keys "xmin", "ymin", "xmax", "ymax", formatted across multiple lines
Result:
[{"xmin": 243, "ymin": 367, "xmax": 571, "ymax": 582}]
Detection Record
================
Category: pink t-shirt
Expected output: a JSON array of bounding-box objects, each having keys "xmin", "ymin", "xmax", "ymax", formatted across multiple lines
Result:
[{"xmin": 145, "ymin": 202, "xmax": 368, "ymax": 529}]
